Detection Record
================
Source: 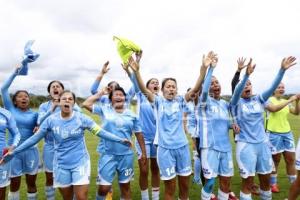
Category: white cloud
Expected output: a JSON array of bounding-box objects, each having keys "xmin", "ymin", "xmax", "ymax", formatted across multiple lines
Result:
[{"xmin": 0, "ymin": 0, "xmax": 300, "ymax": 97}]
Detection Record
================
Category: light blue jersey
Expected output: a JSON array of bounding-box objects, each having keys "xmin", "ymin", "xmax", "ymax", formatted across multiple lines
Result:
[
  {"xmin": 198, "ymin": 97, "xmax": 231, "ymax": 152},
  {"xmin": 130, "ymin": 74, "xmax": 156, "ymax": 143},
  {"xmin": 93, "ymin": 104, "xmax": 141, "ymax": 155},
  {"xmin": 0, "ymin": 107, "xmax": 20, "ymax": 152},
  {"xmin": 153, "ymin": 95, "xmax": 188, "ymax": 149},
  {"xmin": 231, "ymin": 68, "xmax": 286, "ymax": 143},
  {"xmin": 1, "ymin": 71, "xmax": 38, "ymax": 146},
  {"xmin": 90, "ymin": 75, "xmax": 136, "ymax": 153},
  {"xmin": 38, "ymin": 101, "xmax": 82, "ymax": 145},
  {"xmin": 231, "ymin": 95, "xmax": 268, "ymax": 143},
  {"xmin": 136, "ymin": 92, "xmax": 156, "ymax": 142},
  {"xmin": 186, "ymin": 101, "xmax": 197, "ymax": 136},
  {"xmin": 9, "ymin": 111, "xmax": 126, "ymax": 170},
  {"xmin": 0, "ymin": 108, "xmax": 20, "ymax": 187},
  {"xmin": 198, "ymin": 67, "xmax": 231, "ymax": 152}
]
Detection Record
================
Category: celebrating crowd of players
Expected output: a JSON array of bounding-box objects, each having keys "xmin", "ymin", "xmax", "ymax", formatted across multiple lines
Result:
[{"xmin": 0, "ymin": 43, "xmax": 300, "ymax": 200}]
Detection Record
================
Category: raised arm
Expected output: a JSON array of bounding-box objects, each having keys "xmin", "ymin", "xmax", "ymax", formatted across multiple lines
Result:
[
  {"xmin": 261, "ymin": 56, "xmax": 297, "ymax": 101},
  {"xmin": 90, "ymin": 61, "xmax": 110, "ymax": 95},
  {"xmin": 200, "ymin": 67, "xmax": 214, "ymax": 103},
  {"xmin": 122, "ymin": 51, "xmax": 142, "ymax": 94},
  {"xmin": 185, "ymin": 51, "xmax": 216, "ymax": 102},
  {"xmin": 231, "ymin": 58, "xmax": 256, "ymax": 105},
  {"xmin": 231, "ymin": 57, "xmax": 246, "ymax": 94},
  {"xmin": 82, "ymin": 88, "xmax": 108, "ymax": 112},
  {"xmin": 1, "ymin": 68, "xmax": 18, "ymax": 110},
  {"xmin": 128, "ymin": 56, "xmax": 155, "ymax": 103},
  {"xmin": 266, "ymin": 95, "xmax": 298, "ymax": 112}
]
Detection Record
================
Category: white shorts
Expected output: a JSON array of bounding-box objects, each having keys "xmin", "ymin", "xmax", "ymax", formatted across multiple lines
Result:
[
  {"xmin": 201, "ymin": 148, "xmax": 233, "ymax": 179},
  {"xmin": 53, "ymin": 159, "xmax": 90, "ymax": 188},
  {"xmin": 236, "ymin": 141, "xmax": 272, "ymax": 178},
  {"xmin": 268, "ymin": 132, "xmax": 295, "ymax": 154},
  {"xmin": 0, "ymin": 162, "xmax": 10, "ymax": 187},
  {"xmin": 157, "ymin": 145, "xmax": 192, "ymax": 180}
]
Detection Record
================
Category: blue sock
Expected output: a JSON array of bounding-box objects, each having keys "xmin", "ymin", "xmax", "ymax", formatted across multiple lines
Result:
[
  {"xmin": 27, "ymin": 192, "xmax": 37, "ymax": 200},
  {"xmin": 96, "ymin": 194, "xmax": 106, "ymax": 200},
  {"xmin": 240, "ymin": 191, "xmax": 252, "ymax": 200},
  {"xmin": 45, "ymin": 186, "xmax": 55, "ymax": 200},
  {"xmin": 193, "ymin": 156, "xmax": 201, "ymax": 184},
  {"xmin": 288, "ymin": 175, "xmax": 297, "ymax": 183},
  {"xmin": 270, "ymin": 174, "xmax": 277, "ymax": 185},
  {"xmin": 260, "ymin": 189, "xmax": 272, "ymax": 200},
  {"xmin": 203, "ymin": 178, "xmax": 215, "ymax": 193}
]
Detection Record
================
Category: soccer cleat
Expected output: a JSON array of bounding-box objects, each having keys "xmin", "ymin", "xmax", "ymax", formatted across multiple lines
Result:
[
  {"xmin": 211, "ymin": 193, "xmax": 218, "ymax": 200},
  {"xmin": 228, "ymin": 191, "xmax": 239, "ymax": 200},
  {"xmin": 271, "ymin": 184, "xmax": 280, "ymax": 193}
]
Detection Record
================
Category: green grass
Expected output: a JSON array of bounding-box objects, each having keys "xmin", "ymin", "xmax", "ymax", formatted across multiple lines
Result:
[{"xmin": 15, "ymin": 113, "xmax": 300, "ymax": 199}]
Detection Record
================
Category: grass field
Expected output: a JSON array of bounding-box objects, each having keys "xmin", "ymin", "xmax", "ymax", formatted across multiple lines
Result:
[{"xmin": 15, "ymin": 112, "xmax": 300, "ymax": 199}]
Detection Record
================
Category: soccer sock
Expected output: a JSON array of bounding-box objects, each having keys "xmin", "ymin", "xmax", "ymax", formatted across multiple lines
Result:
[
  {"xmin": 27, "ymin": 192, "xmax": 37, "ymax": 200},
  {"xmin": 152, "ymin": 187, "xmax": 160, "ymax": 200},
  {"xmin": 240, "ymin": 191, "xmax": 252, "ymax": 200},
  {"xmin": 141, "ymin": 189, "xmax": 149, "ymax": 200},
  {"xmin": 288, "ymin": 175, "xmax": 297, "ymax": 183},
  {"xmin": 218, "ymin": 189, "xmax": 229, "ymax": 200},
  {"xmin": 270, "ymin": 174, "xmax": 277, "ymax": 185},
  {"xmin": 8, "ymin": 191, "xmax": 20, "ymax": 200},
  {"xmin": 203, "ymin": 178, "xmax": 215, "ymax": 193},
  {"xmin": 45, "ymin": 186, "xmax": 55, "ymax": 200},
  {"xmin": 193, "ymin": 156, "xmax": 201, "ymax": 184},
  {"xmin": 96, "ymin": 194, "xmax": 106, "ymax": 200},
  {"xmin": 201, "ymin": 188, "xmax": 211, "ymax": 200},
  {"xmin": 260, "ymin": 189, "xmax": 272, "ymax": 200}
]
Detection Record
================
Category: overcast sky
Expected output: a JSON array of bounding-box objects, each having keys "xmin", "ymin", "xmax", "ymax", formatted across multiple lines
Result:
[{"xmin": 0, "ymin": 0, "xmax": 300, "ymax": 97}]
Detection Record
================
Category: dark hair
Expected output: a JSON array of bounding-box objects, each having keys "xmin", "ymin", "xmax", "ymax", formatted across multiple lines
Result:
[
  {"xmin": 146, "ymin": 78, "xmax": 158, "ymax": 88},
  {"xmin": 161, "ymin": 78, "xmax": 177, "ymax": 89},
  {"xmin": 12, "ymin": 90, "xmax": 30, "ymax": 106},
  {"xmin": 47, "ymin": 80, "xmax": 64, "ymax": 93},
  {"xmin": 107, "ymin": 81, "xmax": 120, "ymax": 88},
  {"xmin": 109, "ymin": 86, "xmax": 126, "ymax": 101},
  {"xmin": 60, "ymin": 90, "xmax": 76, "ymax": 101}
]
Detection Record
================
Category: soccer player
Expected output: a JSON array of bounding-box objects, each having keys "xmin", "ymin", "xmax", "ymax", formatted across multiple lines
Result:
[
  {"xmin": 83, "ymin": 86, "xmax": 147, "ymax": 200},
  {"xmin": 230, "ymin": 56, "xmax": 297, "ymax": 200},
  {"xmin": 231, "ymin": 57, "xmax": 260, "ymax": 196},
  {"xmin": 1, "ymin": 67, "xmax": 39, "ymax": 200},
  {"xmin": 89, "ymin": 61, "xmax": 137, "ymax": 200},
  {"xmin": 37, "ymin": 80, "xmax": 81, "ymax": 200},
  {"xmin": 265, "ymin": 83, "xmax": 300, "ymax": 192},
  {"xmin": 121, "ymin": 51, "xmax": 160, "ymax": 200},
  {"xmin": 1, "ymin": 90, "xmax": 131, "ymax": 200},
  {"xmin": 198, "ymin": 55, "xmax": 239, "ymax": 200},
  {"xmin": 0, "ymin": 107, "xmax": 20, "ymax": 199},
  {"xmin": 183, "ymin": 88, "xmax": 202, "ymax": 186},
  {"xmin": 288, "ymin": 110, "xmax": 300, "ymax": 200},
  {"xmin": 127, "ymin": 51, "xmax": 212, "ymax": 200}
]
